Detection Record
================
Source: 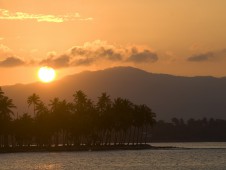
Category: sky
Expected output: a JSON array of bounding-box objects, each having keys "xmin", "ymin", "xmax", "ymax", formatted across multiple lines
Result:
[{"xmin": 1, "ymin": 0, "xmax": 226, "ymax": 85}]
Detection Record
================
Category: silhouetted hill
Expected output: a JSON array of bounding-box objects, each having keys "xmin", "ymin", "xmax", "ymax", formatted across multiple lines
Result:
[{"xmin": 3, "ymin": 66, "xmax": 226, "ymax": 120}]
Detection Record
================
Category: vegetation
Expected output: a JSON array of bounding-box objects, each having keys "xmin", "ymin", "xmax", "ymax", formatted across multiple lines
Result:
[
  {"xmin": 2, "ymin": 86, "xmax": 225, "ymax": 152},
  {"xmin": 0, "ymin": 87, "xmax": 156, "ymax": 150},
  {"xmin": 152, "ymin": 118, "xmax": 226, "ymax": 142}
]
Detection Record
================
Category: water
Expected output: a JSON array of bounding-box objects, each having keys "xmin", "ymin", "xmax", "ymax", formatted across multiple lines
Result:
[
  {"xmin": 0, "ymin": 143, "xmax": 226, "ymax": 170},
  {"xmin": 151, "ymin": 142, "xmax": 226, "ymax": 149}
]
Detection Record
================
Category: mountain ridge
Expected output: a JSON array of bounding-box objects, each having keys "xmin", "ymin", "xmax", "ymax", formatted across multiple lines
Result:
[{"xmin": 3, "ymin": 66, "xmax": 226, "ymax": 120}]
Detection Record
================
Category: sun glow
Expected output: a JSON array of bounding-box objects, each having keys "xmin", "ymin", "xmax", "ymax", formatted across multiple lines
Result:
[{"xmin": 38, "ymin": 66, "xmax": 56, "ymax": 83}]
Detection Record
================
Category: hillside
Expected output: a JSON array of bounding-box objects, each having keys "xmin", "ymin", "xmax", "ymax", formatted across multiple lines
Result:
[{"xmin": 3, "ymin": 67, "xmax": 226, "ymax": 120}]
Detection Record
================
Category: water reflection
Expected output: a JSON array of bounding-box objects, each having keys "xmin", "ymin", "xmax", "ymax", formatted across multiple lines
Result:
[
  {"xmin": 35, "ymin": 163, "xmax": 59, "ymax": 170},
  {"xmin": 0, "ymin": 143, "xmax": 226, "ymax": 170}
]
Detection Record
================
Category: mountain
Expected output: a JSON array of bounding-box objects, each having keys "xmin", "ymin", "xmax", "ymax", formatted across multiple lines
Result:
[{"xmin": 3, "ymin": 66, "xmax": 226, "ymax": 120}]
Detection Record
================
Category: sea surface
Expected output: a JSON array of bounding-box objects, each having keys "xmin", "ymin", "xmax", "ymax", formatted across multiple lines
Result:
[{"xmin": 0, "ymin": 142, "xmax": 226, "ymax": 170}]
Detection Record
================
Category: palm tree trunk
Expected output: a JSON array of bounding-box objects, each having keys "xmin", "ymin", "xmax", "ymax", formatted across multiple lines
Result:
[
  {"xmin": 132, "ymin": 126, "xmax": 136, "ymax": 145},
  {"xmin": 0, "ymin": 135, "xmax": 2, "ymax": 148},
  {"xmin": 127, "ymin": 127, "xmax": 132, "ymax": 145},
  {"xmin": 33, "ymin": 104, "xmax": 35, "ymax": 117},
  {"xmin": 140, "ymin": 125, "xmax": 144, "ymax": 144},
  {"xmin": 136, "ymin": 127, "xmax": 140, "ymax": 145},
  {"xmin": 145, "ymin": 124, "xmax": 148, "ymax": 144},
  {"xmin": 114, "ymin": 130, "xmax": 117, "ymax": 146},
  {"xmin": 104, "ymin": 130, "xmax": 108, "ymax": 146},
  {"xmin": 55, "ymin": 132, "xmax": 59, "ymax": 147},
  {"xmin": 4, "ymin": 134, "xmax": 9, "ymax": 148},
  {"xmin": 123, "ymin": 130, "xmax": 127, "ymax": 145},
  {"xmin": 108, "ymin": 129, "xmax": 112, "ymax": 146}
]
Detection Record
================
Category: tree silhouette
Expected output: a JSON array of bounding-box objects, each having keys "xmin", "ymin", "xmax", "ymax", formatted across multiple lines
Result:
[
  {"xmin": 96, "ymin": 93, "xmax": 113, "ymax": 145},
  {"xmin": 112, "ymin": 98, "xmax": 133, "ymax": 145},
  {"xmin": 0, "ymin": 88, "xmax": 158, "ymax": 151},
  {"xmin": 35, "ymin": 101, "xmax": 52, "ymax": 147},
  {"xmin": 0, "ymin": 96, "xmax": 15, "ymax": 120},
  {"xmin": 27, "ymin": 93, "xmax": 40, "ymax": 117},
  {"xmin": 0, "ymin": 87, "xmax": 4, "ymax": 97},
  {"xmin": 50, "ymin": 98, "xmax": 72, "ymax": 146},
  {"xmin": 72, "ymin": 91, "xmax": 97, "ymax": 145},
  {"xmin": 0, "ymin": 87, "xmax": 16, "ymax": 147},
  {"xmin": 14, "ymin": 113, "xmax": 33, "ymax": 147}
]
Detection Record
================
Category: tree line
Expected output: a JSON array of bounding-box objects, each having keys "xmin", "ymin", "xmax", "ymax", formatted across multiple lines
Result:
[
  {"xmin": 0, "ymin": 87, "xmax": 156, "ymax": 149},
  {"xmin": 151, "ymin": 118, "xmax": 226, "ymax": 142}
]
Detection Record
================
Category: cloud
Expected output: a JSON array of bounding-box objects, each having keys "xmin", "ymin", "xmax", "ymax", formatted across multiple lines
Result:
[
  {"xmin": 0, "ymin": 44, "xmax": 11, "ymax": 53},
  {"xmin": 40, "ymin": 55, "xmax": 70, "ymax": 68},
  {"xmin": 72, "ymin": 58, "xmax": 95, "ymax": 66},
  {"xmin": 0, "ymin": 40, "xmax": 157, "ymax": 69},
  {"xmin": 0, "ymin": 57, "xmax": 25, "ymax": 67},
  {"xmin": 126, "ymin": 49, "xmax": 158, "ymax": 63},
  {"xmin": 69, "ymin": 41, "xmax": 158, "ymax": 66},
  {"xmin": 39, "ymin": 40, "xmax": 158, "ymax": 68},
  {"xmin": 70, "ymin": 45, "xmax": 123, "ymax": 64},
  {"xmin": 187, "ymin": 49, "xmax": 226, "ymax": 62},
  {"xmin": 0, "ymin": 44, "xmax": 12, "ymax": 57},
  {"xmin": 0, "ymin": 40, "xmax": 159, "ymax": 69},
  {"xmin": 187, "ymin": 52, "xmax": 214, "ymax": 62},
  {"xmin": 70, "ymin": 40, "xmax": 158, "ymax": 66},
  {"xmin": 0, "ymin": 9, "xmax": 93, "ymax": 23},
  {"xmin": 79, "ymin": 17, "xmax": 93, "ymax": 21},
  {"xmin": 98, "ymin": 48, "xmax": 123, "ymax": 61}
]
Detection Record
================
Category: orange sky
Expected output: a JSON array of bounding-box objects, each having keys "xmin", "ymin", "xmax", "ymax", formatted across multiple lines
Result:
[{"xmin": 1, "ymin": 0, "xmax": 226, "ymax": 85}]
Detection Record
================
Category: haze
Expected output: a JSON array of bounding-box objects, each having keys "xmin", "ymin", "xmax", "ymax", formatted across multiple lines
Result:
[{"xmin": 1, "ymin": 0, "xmax": 226, "ymax": 85}]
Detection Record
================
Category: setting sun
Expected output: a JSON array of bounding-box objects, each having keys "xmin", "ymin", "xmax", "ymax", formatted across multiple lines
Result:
[{"xmin": 38, "ymin": 66, "xmax": 56, "ymax": 83}]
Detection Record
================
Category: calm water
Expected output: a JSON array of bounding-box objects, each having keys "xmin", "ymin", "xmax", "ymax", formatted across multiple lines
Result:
[{"xmin": 1, "ymin": 142, "xmax": 226, "ymax": 170}]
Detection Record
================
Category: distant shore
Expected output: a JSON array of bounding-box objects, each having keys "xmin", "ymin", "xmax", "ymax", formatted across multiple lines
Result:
[{"xmin": 0, "ymin": 144, "xmax": 177, "ymax": 154}]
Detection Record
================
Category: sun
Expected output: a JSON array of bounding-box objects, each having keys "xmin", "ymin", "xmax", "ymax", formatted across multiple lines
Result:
[{"xmin": 38, "ymin": 66, "xmax": 56, "ymax": 83}]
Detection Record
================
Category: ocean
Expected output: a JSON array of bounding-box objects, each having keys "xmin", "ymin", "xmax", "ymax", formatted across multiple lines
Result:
[{"xmin": 0, "ymin": 142, "xmax": 226, "ymax": 170}]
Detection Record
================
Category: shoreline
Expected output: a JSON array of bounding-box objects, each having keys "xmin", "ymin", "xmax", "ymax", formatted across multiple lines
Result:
[
  {"xmin": 0, "ymin": 144, "xmax": 177, "ymax": 154},
  {"xmin": 1, "ymin": 143, "xmax": 225, "ymax": 154}
]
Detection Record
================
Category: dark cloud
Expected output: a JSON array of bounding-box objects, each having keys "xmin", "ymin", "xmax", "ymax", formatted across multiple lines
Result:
[
  {"xmin": 70, "ymin": 46, "xmax": 122, "ymax": 62},
  {"xmin": 97, "ymin": 48, "xmax": 122, "ymax": 61},
  {"xmin": 187, "ymin": 52, "xmax": 214, "ymax": 62},
  {"xmin": 71, "ymin": 47, "xmax": 88, "ymax": 56},
  {"xmin": 221, "ymin": 48, "xmax": 226, "ymax": 53},
  {"xmin": 0, "ymin": 57, "xmax": 25, "ymax": 67},
  {"xmin": 126, "ymin": 50, "xmax": 158, "ymax": 63},
  {"xmin": 67, "ymin": 45, "xmax": 124, "ymax": 66},
  {"xmin": 40, "ymin": 55, "xmax": 70, "ymax": 68},
  {"xmin": 72, "ymin": 58, "xmax": 95, "ymax": 66},
  {"xmin": 39, "ymin": 41, "xmax": 159, "ymax": 68}
]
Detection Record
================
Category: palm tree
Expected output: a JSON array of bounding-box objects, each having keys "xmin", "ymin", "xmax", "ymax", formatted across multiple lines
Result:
[
  {"xmin": 0, "ymin": 91, "xmax": 16, "ymax": 147},
  {"xmin": 112, "ymin": 98, "xmax": 133, "ymax": 145},
  {"xmin": 0, "ymin": 89, "xmax": 158, "ymax": 148},
  {"xmin": 35, "ymin": 101, "xmax": 52, "ymax": 147},
  {"xmin": 96, "ymin": 93, "xmax": 112, "ymax": 145},
  {"xmin": 49, "ymin": 98, "xmax": 61, "ymax": 146},
  {"xmin": 0, "ymin": 96, "xmax": 16, "ymax": 120},
  {"xmin": 49, "ymin": 98, "xmax": 60, "ymax": 112},
  {"xmin": 0, "ymin": 87, "xmax": 4, "ymax": 97},
  {"xmin": 132, "ymin": 105, "xmax": 144, "ymax": 145},
  {"xmin": 27, "ymin": 93, "xmax": 40, "ymax": 117},
  {"xmin": 97, "ymin": 93, "xmax": 112, "ymax": 113},
  {"xmin": 49, "ymin": 98, "xmax": 73, "ymax": 146},
  {"xmin": 73, "ymin": 90, "xmax": 88, "ymax": 112},
  {"xmin": 14, "ymin": 113, "xmax": 33, "ymax": 147},
  {"xmin": 72, "ymin": 90, "xmax": 97, "ymax": 146},
  {"xmin": 139, "ymin": 104, "xmax": 156, "ymax": 144}
]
